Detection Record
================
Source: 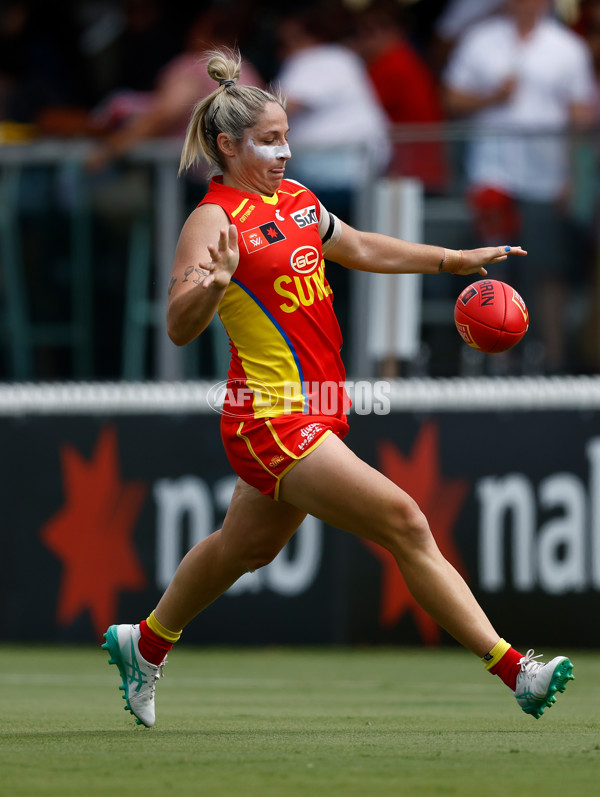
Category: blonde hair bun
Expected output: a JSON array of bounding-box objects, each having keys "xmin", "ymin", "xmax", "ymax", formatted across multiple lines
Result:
[{"xmin": 206, "ymin": 48, "xmax": 242, "ymax": 86}]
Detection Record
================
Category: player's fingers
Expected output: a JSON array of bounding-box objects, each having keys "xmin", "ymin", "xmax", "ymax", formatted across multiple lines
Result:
[
  {"xmin": 207, "ymin": 243, "xmax": 222, "ymax": 263},
  {"xmin": 217, "ymin": 228, "xmax": 229, "ymax": 251},
  {"xmin": 500, "ymin": 245, "xmax": 527, "ymax": 256}
]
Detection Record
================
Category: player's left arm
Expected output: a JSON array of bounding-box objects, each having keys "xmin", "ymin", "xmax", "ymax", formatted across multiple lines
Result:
[{"xmin": 324, "ymin": 218, "xmax": 527, "ymax": 276}]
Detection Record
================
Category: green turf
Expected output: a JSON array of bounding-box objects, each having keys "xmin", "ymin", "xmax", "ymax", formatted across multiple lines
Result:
[{"xmin": 0, "ymin": 645, "xmax": 598, "ymax": 797}]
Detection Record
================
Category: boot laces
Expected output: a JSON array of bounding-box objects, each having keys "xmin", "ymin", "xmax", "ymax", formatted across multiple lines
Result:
[
  {"xmin": 149, "ymin": 658, "xmax": 167, "ymax": 696},
  {"xmin": 518, "ymin": 649, "xmax": 543, "ymax": 673}
]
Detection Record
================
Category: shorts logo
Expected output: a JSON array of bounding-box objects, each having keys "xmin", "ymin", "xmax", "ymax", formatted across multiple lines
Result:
[
  {"xmin": 290, "ymin": 245, "xmax": 320, "ymax": 275},
  {"xmin": 268, "ymin": 453, "xmax": 286, "ymax": 468},
  {"xmin": 241, "ymin": 222, "xmax": 286, "ymax": 253},
  {"xmin": 291, "ymin": 205, "xmax": 318, "ymax": 228},
  {"xmin": 298, "ymin": 423, "xmax": 325, "ymax": 451}
]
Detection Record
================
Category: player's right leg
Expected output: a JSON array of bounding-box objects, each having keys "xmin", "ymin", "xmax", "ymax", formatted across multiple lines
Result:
[
  {"xmin": 103, "ymin": 477, "xmax": 306, "ymax": 726},
  {"xmin": 102, "ymin": 623, "xmax": 166, "ymax": 727},
  {"xmin": 153, "ymin": 477, "xmax": 306, "ymax": 631}
]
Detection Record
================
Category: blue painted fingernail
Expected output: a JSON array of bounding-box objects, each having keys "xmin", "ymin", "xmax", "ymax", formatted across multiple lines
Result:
[{"xmin": 505, "ymin": 246, "xmax": 511, "ymax": 252}]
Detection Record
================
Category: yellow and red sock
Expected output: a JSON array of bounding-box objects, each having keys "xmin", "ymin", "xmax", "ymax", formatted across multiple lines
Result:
[
  {"xmin": 482, "ymin": 638, "xmax": 524, "ymax": 690},
  {"xmin": 138, "ymin": 611, "xmax": 182, "ymax": 666}
]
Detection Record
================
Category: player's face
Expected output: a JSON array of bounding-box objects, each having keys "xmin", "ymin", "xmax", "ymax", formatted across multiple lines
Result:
[{"xmin": 230, "ymin": 102, "xmax": 291, "ymax": 195}]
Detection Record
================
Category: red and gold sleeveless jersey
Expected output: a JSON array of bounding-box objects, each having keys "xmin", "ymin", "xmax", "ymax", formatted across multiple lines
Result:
[{"xmin": 198, "ymin": 177, "xmax": 349, "ymax": 420}]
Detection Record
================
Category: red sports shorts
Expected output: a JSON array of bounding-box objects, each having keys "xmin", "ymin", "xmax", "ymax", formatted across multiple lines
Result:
[{"xmin": 221, "ymin": 413, "xmax": 349, "ymax": 499}]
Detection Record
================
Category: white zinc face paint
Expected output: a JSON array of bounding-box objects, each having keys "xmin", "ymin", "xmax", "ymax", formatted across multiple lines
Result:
[{"xmin": 247, "ymin": 138, "xmax": 291, "ymax": 160}]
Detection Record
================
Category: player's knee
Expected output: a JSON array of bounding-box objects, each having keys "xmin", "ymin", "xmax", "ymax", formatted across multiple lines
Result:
[
  {"xmin": 383, "ymin": 495, "xmax": 432, "ymax": 555},
  {"xmin": 241, "ymin": 542, "xmax": 283, "ymax": 572}
]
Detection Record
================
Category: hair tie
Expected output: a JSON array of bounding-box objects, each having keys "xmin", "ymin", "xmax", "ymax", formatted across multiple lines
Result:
[{"xmin": 219, "ymin": 79, "xmax": 235, "ymax": 88}]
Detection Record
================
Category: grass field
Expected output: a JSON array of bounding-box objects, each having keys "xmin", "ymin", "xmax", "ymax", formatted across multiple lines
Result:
[{"xmin": 0, "ymin": 645, "xmax": 598, "ymax": 797}]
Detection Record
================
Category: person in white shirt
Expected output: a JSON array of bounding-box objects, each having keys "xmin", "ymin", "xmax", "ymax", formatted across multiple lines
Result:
[
  {"xmin": 443, "ymin": 0, "xmax": 596, "ymax": 373},
  {"xmin": 432, "ymin": 0, "xmax": 505, "ymax": 71},
  {"xmin": 275, "ymin": 8, "xmax": 390, "ymax": 223}
]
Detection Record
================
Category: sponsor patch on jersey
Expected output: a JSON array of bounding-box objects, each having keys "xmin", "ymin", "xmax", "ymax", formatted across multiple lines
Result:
[
  {"xmin": 239, "ymin": 204, "xmax": 256, "ymax": 223},
  {"xmin": 290, "ymin": 245, "xmax": 320, "ymax": 275},
  {"xmin": 241, "ymin": 222, "xmax": 286, "ymax": 253},
  {"xmin": 291, "ymin": 205, "xmax": 318, "ymax": 228}
]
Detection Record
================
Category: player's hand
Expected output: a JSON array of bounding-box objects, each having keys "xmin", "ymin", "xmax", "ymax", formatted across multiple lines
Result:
[
  {"xmin": 454, "ymin": 245, "xmax": 527, "ymax": 277},
  {"xmin": 198, "ymin": 225, "xmax": 239, "ymax": 289}
]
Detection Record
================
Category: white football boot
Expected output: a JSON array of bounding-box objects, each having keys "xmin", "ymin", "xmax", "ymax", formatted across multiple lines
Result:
[
  {"xmin": 102, "ymin": 624, "xmax": 166, "ymax": 727},
  {"xmin": 512, "ymin": 649, "xmax": 574, "ymax": 719}
]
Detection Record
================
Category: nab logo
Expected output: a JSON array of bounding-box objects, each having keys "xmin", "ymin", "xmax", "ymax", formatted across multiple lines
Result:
[
  {"xmin": 291, "ymin": 205, "xmax": 318, "ymax": 228},
  {"xmin": 290, "ymin": 245, "xmax": 320, "ymax": 275},
  {"xmin": 241, "ymin": 222, "xmax": 286, "ymax": 254}
]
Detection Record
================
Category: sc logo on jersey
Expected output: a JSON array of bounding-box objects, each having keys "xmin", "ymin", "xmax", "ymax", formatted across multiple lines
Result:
[
  {"xmin": 290, "ymin": 245, "xmax": 320, "ymax": 275},
  {"xmin": 291, "ymin": 205, "xmax": 318, "ymax": 228}
]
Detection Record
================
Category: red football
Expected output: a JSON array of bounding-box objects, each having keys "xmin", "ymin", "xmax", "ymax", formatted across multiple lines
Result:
[{"xmin": 454, "ymin": 279, "xmax": 529, "ymax": 354}]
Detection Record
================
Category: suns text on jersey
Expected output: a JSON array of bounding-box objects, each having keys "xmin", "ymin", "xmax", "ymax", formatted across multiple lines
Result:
[{"xmin": 273, "ymin": 262, "xmax": 333, "ymax": 313}]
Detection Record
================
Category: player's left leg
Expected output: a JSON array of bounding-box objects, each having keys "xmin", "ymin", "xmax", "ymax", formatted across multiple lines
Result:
[
  {"xmin": 279, "ymin": 433, "xmax": 574, "ymax": 718},
  {"xmin": 280, "ymin": 433, "xmax": 497, "ymax": 654}
]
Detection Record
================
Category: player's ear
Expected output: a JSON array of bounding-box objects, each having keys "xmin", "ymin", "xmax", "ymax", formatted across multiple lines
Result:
[{"xmin": 217, "ymin": 133, "xmax": 236, "ymax": 159}]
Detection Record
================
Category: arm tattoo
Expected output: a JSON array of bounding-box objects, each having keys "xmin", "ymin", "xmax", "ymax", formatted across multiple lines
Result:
[
  {"xmin": 168, "ymin": 277, "xmax": 177, "ymax": 295},
  {"xmin": 182, "ymin": 265, "xmax": 206, "ymax": 285}
]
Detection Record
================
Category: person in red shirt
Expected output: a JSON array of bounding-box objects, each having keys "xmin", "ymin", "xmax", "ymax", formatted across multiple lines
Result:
[
  {"xmin": 351, "ymin": 0, "xmax": 447, "ymax": 192},
  {"xmin": 101, "ymin": 48, "xmax": 573, "ymax": 729}
]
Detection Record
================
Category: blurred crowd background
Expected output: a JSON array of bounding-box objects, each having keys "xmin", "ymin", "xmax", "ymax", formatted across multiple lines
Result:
[{"xmin": 3, "ymin": 0, "xmax": 600, "ymax": 382}]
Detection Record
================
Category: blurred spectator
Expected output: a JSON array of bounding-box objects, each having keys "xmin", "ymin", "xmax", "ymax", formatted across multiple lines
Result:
[
  {"xmin": 576, "ymin": 0, "xmax": 600, "ymax": 104},
  {"xmin": 443, "ymin": 0, "xmax": 596, "ymax": 374},
  {"xmin": 350, "ymin": 0, "xmax": 448, "ymax": 193},
  {"xmin": 0, "ymin": 0, "xmax": 80, "ymax": 126},
  {"xmin": 572, "ymin": 0, "xmax": 600, "ymax": 370},
  {"xmin": 85, "ymin": 6, "xmax": 264, "ymax": 174},
  {"xmin": 273, "ymin": 3, "xmax": 390, "ymax": 363},
  {"xmin": 430, "ymin": 0, "xmax": 504, "ymax": 74},
  {"xmin": 274, "ymin": 4, "xmax": 391, "ymax": 223},
  {"xmin": 78, "ymin": 0, "xmax": 179, "ymax": 107}
]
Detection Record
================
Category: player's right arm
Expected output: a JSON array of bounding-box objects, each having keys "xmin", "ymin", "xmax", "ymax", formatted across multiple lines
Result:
[{"xmin": 167, "ymin": 203, "xmax": 239, "ymax": 346}]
